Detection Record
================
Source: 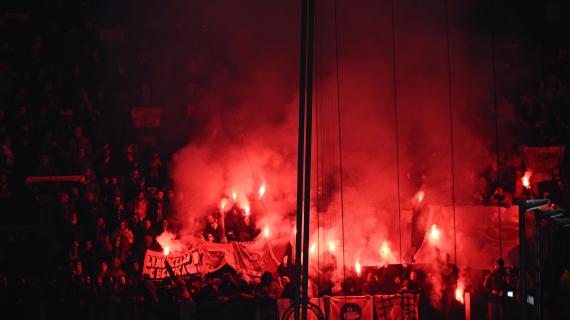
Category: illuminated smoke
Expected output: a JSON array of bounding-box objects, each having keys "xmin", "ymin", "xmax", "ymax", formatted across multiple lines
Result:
[
  {"xmin": 455, "ymin": 278, "xmax": 465, "ymax": 304},
  {"xmin": 220, "ymin": 198, "xmax": 228, "ymax": 212},
  {"xmin": 416, "ymin": 190, "xmax": 425, "ymax": 203},
  {"xmin": 328, "ymin": 240, "xmax": 337, "ymax": 253},
  {"xmin": 156, "ymin": 231, "xmax": 185, "ymax": 254},
  {"xmin": 259, "ymin": 183, "xmax": 266, "ymax": 198},
  {"xmin": 166, "ymin": 0, "xmax": 527, "ymax": 280},
  {"xmin": 428, "ymin": 224, "xmax": 441, "ymax": 245},
  {"xmin": 310, "ymin": 243, "xmax": 317, "ymax": 256},
  {"xmin": 378, "ymin": 241, "xmax": 395, "ymax": 264},
  {"xmin": 263, "ymin": 226, "xmax": 270, "ymax": 238}
]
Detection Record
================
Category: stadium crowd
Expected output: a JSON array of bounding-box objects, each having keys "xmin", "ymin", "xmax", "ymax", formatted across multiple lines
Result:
[{"xmin": 1, "ymin": 1, "xmax": 569, "ymax": 319}]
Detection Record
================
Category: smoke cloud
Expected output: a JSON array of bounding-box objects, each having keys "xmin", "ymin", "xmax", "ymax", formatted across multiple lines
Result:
[{"xmin": 159, "ymin": 0, "xmax": 527, "ymax": 281}]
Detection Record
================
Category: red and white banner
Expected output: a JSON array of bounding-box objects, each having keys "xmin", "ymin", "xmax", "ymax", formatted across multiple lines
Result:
[
  {"xmin": 142, "ymin": 237, "xmax": 287, "ymax": 280},
  {"xmin": 232, "ymin": 240, "xmax": 280, "ymax": 278},
  {"xmin": 329, "ymin": 296, "xmax": 373, "ymax": 320}
]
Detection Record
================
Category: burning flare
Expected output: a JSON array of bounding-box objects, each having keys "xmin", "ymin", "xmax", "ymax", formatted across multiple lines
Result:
[
  {"xmin": 455, "ymin": 279, "xmax": 465, "ymax": 304},
  {"xmin": 259, "ymin": 183, "xmax": 266, "ymax": 198},
  {"xmin": 328, "ymin": 240, "xmax": 336, "ymax": 253},
  {"xmin": 379, "ymin": 241, "xmax": 392, "ymax": 261},
  {"xmin": 263, "ymin": 226, "xmax": 270, "ymax": 238},
  {"xmin": 220, "ymin": 198, "xmax": 228, "ymax": 211},
  {"xmin": 355, "ymin": 260, "xmax": 362, "ymax": 276},
  {"xmin": 309, "ymin": 243, "xmax": 317, "ymax": 256},
  {"xmin": 245, "ymin": 206, "xmax": 251, "ymax": 216},
  {"xmin": 522, "ymin": 170, "xmax": 533, "ymax": 189},
  {"xmin": 163, "ymin": 247, "xmax": 170, "ymax": 256},
  {"xmin": 232, "ymin": 191, "xmax": 237, "ymax": 201},
  {"xmin": 428, "ymin": 224, "xmax": 441, "ymax": 244},
  {"xmin": 416, "ymin": 190, "xmax": 425, "ymax": 203}
]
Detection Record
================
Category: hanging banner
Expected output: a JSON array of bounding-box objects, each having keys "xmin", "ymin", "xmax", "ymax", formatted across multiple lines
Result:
[
  {"xmin": 233, "ymin": 241, "xmax": 280, "ymax": 278},
  {"xmin": 197, "ymin": 241, "xmax": 238, "ymax": 274},
  {"xmin": 142, "ymin": 249, "xmax": 199, "ymax": 280},
  {"xmin": 329, "ymin": 296, "xmax": 374, "ymax": 320},
  {"xmin": 373, "ymin": 293, "xmax": 419, "ymax": 320},
  {"xmin": 142, "ymin": 237, "xmax": 288, "ymax": 280}
]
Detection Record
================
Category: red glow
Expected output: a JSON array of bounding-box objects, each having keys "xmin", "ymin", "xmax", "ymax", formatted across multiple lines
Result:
[
  {"xmin": 429, "ymin": 224, "xmax": 441, "ymax": 244},
  {"xmin": 455, "ymin": 279, "xmax": 465, "ymax": 304},
  {"xmin": 163, "ymin": 247, "xmax": 170, "ymax": 256},
  {"xmin": 310, "ymin": 243, "xmax": 317, "ymax": 256},
  {"xmin": 263, "ymin": 226, "xmax": 270, "ymax": 238},
  {"xmin": 355, "ymin": 260, "xmax": 362, "ymax": 275},
  {"xmin": 220, "ymin": 198, "xmax": 228, "ymax": 211},
  {"xmin": 245, "ymin": 205, "xmax": 251, "ymax": 216},
  {"xmin": 328, "ymin": 240, "xmax": 336, "ymax": 253},
  {"xmin": 379, "ymin": 241, "xmax": 392, "ymax": 260},
  {"xmin": 259, "ymin": 183, "xmax": 266, "ymax": 198},
  {"xmin": 417, "ymin": 190, "xmax": 425, "ymax": 203},
  {"xmin": 232, "ymin": 191, "xmax": 237, "ymax": 201},
  {"xmin": 522, "ymin": 170, "xmax": 532, "ymax": 189}
]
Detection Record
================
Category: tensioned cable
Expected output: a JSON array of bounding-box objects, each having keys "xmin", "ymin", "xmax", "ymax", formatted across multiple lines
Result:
[
  {"xmin": 443, "ymin": 0, "xmax": 458, "ymax": 264},
  {"xmin": 332, "ymin": 0, "xmax": 347, "ymax": 288}
]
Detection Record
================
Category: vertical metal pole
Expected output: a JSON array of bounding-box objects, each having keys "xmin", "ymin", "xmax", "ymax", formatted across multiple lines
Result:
[
  {"xmin": 519, "ymin": 204, "xmax": 527, "ymax": 320},
  {"xmin": 301, "ymin": 0, "xmax": 315, "ymax": 319},
  {"xmin": 294, "ymin": 0, "xmax": 308, "ymax": 319}
]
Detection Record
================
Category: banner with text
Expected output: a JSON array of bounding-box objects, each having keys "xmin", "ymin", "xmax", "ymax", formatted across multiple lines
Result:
[
  {"xmin": 142, "ymin": 249, "xmax": 199, "ymax": 280},
  {"xmin": 142, "ymin": 237, "xmax": 287, "ymax": 280}
]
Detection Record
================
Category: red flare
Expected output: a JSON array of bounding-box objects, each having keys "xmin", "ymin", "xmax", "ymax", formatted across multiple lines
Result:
[
  {"xmin": 522, "ymin": 170, "xmax": 533, "ymax": 189},
  {"xmin": 355, "ymin": 260, "xmax": 362, "ymax": 276},
  {"xmin": 259, "ymin": 183, "xmax": 266, "ymax": 198},
  {"xmin": 455, "ymin": 280, "xmax": 465, "ymax": 304},
  {"xmin": 263, "ymin": 226, "xmax": 270, "ymax": 238},
  {"xmin": 417, "ymin": 190, "xmax": 425, "ymax": 203},
  {"xmin": 429, "ymin": 224, "xmax": 441, "ymax": 244}
]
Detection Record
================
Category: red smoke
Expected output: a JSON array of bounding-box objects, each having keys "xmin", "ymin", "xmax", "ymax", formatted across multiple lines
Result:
[{"xmin": 164, "ymin": 0, "xmax": 526, "ymax": 288}]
